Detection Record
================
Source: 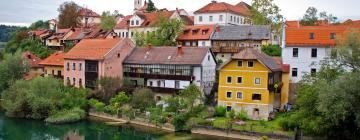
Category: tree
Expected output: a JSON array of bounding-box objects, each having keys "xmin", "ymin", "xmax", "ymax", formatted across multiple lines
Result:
[
  {"xmin": 180, "ymin": 84, "xmax": 202, "ymax": 111},
  {"xmin": 319, "ymin": 12, "xmax": 338, "ymax": 24},
  {"xmin": 100, "ymin": 11, "xmax": 117, "ymax": 30},
  {"xmin": 145, "ymin": 0, "xmax": 157, "ymax": 13},
  {"xmin": 21, "ymin": 38, "xmax": 53, "ymax": 59},
  {"xmin": 29, "ymin": 20, "xmax": 49, "ymax": 30},
  {"xmin": 300, "ymin": 7, "xmax": 318, "ymax": 26},
  {"xmin": 130, "ymin": 87, "xmax": 155, "ymax": 111},
  {"xmin": 5, "ymin": 28, "xmax": 29, "ymax": 54},
  {"xmin": 134, "ymin": 17, "xmax": 184, "ymax": 47},
  {"xmin": 261, "ymin": 44, "xmax": 281, "ymax": 56},
  {"xmin": 58, "ymin": 2, "xmax": 81, "ymax": 28},
  {"xmin": 250, "ymin": 0, "xmax": 283, "ymax": 35},
  {"xmin": 335, "ymin": 30, "xmax": 360, "ymax": 71},
  {"xmin": 0, "ymin": 53, "xmax": 28, "ymax": 92},
  {"xmin": 95, "ymin": 77, "xmax": 122, "ymax": 103}
]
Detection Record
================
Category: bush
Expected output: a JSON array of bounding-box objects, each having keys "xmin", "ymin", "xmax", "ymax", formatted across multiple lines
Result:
[
  {"xmin": 88, "ymin": 99, "xmax": 105, "ymax": 112},
  {"xmin": 130, "ymin": 87, "xmax": 155, "ymax": 112},
  {"xmin": 227, "ymin": 110, "xmax": 235, "ymax": 119},
  {"xmin": 261, "ymin": 44, "xmax": 281, "ymax": 56},
  {"xmin": 214, "ymin": 106, "xmax": 226, "ymax": 117},
  {"xmin": 45, "ymin": 107, "xmax": 86, "ymax": 124},
  {"xmin": 235, "ymin": 110, "xmax": 250, "ymax": 121}
]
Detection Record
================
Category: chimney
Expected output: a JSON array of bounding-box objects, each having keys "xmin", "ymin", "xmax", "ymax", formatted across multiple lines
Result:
[
  {"xmin": 177, "ymin": 44, "xmax": 184, "ymax": 56},
  {"xmin": 215, "ymin": 26, "xmax": 220, "ymax": 32}
]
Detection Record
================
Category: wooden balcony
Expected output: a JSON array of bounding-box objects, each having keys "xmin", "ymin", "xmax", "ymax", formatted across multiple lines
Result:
[
  {"xmin": 124, "ymin": 72, "xmax": 193, "ymax": 81},
  {"xmin": 149, "ymin": 86, "xmax": 180, "ymax": 94}
]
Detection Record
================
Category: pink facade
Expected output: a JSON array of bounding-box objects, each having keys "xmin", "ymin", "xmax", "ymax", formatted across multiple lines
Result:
[{"xmin": 63, "ymin": 59, "xmax": 85, "ymax": 87}]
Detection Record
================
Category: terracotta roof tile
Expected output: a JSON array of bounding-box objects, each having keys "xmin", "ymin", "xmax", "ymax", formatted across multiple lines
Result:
[
  {"xmin": 178, "ymin": 24, "xmax": 216, "ymax": 41},
  {"xmin": 21, "ymin": 51, "xmax": 43, "ymax": 68},
  {"xmin": 64, "ymin": 38, "xmax": 125, "ymax": 60},
  {"xmin": 39, "ymin": 52, "xmax": 65, "ymax": 66},
  {"xmin": 79, "ymin": 8, "xmax": 100, "ymax": 17},
  {"xmin": 124, "ymin": 46, "xmax": 209, "ymax": 65},
  {"xmin": 194, "ymin": 1, "xmax": 251, "ymax": 17}
]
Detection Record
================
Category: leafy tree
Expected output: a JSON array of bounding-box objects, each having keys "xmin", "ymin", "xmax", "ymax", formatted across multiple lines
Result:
[
  {"xmin": 261, "ymin": 44, "xmax": 281, "ymax": 56},
  {"xmin": 180, "ymin": 84, "xmax": 202, "ymax": 111},
  {"xmin": 130, "ymin": 87, "xmax": 155, "ymax": 111},
  {"xmin": 21, "ymin": 38, "xmax": 53, "ymax": 59},
  {"xmin": 29, "ymin": 20, "xmax": 49, "ymax": 30},
  {"xmin": 5, "ymin": 28, "xmax": 28, "ymax": 54},
  {"xmin": 250, "ymin": 0, "xmax": 283, "ymax": 35},
  {"xmin": 0, "ymin": 53, "xmax": 28, "ymax": 92},
  {"xmin": 58, "ymin": 1, "xmax": 81, "ymax": 28},
  {"xmin": 106, "ymin": 92, "xmax": 130, "ymax": 114},
  {"xmin": 300, "ymin": 7, "xmax": 338, "ymax": 26},
  {"xmin": 100, "ymin": 11, "xmax": 117, "ymax": 30},
  {"xmin": 0, "ymin": 25, "xmax": 19, "ymax": 42},
  {"xmin": 145, "ymin": 0, "xmax": 157, "ymax": 12},
  {"xmin": 319, "ymin": 12, "xmax": 338, "ymax": 24},
  {"xmin": 95, "ymin": 77, "xmax": 122, "ymax": 103},
  {"xmin": 335, "ymin": 30, "xmax": 360, "ymax": 71}
]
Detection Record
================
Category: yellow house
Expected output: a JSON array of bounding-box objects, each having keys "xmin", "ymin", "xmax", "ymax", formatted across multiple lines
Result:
[
  {"xmin": 39, "ymin": 52, "xmax": 65, "ymax": 79},
  {"xmin": 217, "ymin": 48, "xmax": 289, "ymax": 120}
]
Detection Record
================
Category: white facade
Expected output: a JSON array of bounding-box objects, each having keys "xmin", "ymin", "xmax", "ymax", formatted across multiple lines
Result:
[
  {"xmin": 194, "ymin": 12, "xmax": 248, "ymax": 26},
  {"xmin": 281, "ymin": 46, "xmax": 333, "ymax": 83},
  {"xmin": 80, "ymin": 16, "xmax": 101, "ymax": 25},
  {"xmin": 183, "ymin": 40, "xmax": 212, "ymax": 47}
]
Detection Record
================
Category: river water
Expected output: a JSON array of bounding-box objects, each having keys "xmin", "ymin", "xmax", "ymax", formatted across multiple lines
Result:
[{"xmin": 0, "ymin": 112, "xmax": 234, "ymax": 140}]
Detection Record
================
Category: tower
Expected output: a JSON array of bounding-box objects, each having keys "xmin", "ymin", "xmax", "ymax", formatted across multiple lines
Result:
[{"xmin": 134, "ymin": 0, "xmax": 144, "ymax": 10}]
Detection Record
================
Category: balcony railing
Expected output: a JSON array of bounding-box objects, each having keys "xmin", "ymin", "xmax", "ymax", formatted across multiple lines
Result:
[
  {"xmin": 148, "ymin": 86, "xmax": 180, "ymax": 94},
  {"xmin": 124, "ymin": 72, "xmax": 193, "ymax": 81}
]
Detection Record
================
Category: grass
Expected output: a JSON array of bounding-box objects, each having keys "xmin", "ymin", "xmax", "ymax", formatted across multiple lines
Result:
[
  {"xmin": 200, "ymin": 113, "xmax": 293, "ymax": 136},
  {"xmin": 45, "ymin": 107, "xmax": 86, "ymax": 124}
]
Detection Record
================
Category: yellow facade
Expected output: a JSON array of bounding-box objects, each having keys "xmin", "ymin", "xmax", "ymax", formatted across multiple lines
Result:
[
  {"xmin": 43, "ymin": 65, "xmax": 64, "ymax": 78},
  {"xmin": 218, "ymin": 59, "xmax": 282, "ymax": 120}
]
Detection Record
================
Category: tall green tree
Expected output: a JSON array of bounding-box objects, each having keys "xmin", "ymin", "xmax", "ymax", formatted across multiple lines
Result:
[
  {"xmin": 335, "ymin": 30, "xmax": 360, "ymax": 71},
  {"xmin": 58, "ymin": 1, "xmax": 81, "ymax": 28},
  {"xmin": 100, "ymin": 11, "xmax": 117, "ymax": 30},
  {"xmin": 300, "ymin": 7, "xmax": 338, "ymax": 26},
  {"xmin": 29, "ymin": 20, "xmax": 49, "ymax": 30},
  {"xmin": 0, "ymin": 53, "xmax": 28, "ymax": 92},
  {"xmin": 130, "ymin": 87, "xmax": 155, "ymax": 112},
  {"xmin": 250, "ymin": 0, "xmax": 283, "ymax": 35},
  {"xmin": 145, "ymin": 0, "xmax": 157, "ymax": 12},
  {"xmin": 95, "ymin": 77, "xmax": 122, "ymax": 103}
]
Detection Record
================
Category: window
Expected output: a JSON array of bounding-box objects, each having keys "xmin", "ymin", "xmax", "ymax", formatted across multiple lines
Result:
[
  {"xmin": 208, "ymin": 55, "xmax": 210, "ymax": 61},
  {"xmin": 117, "ymin": 53, "xmax": 120, "ymax": 58},
  {"xmin": 226, "ymin": 91, "xmax": 232, "ymax": 98},
  {"xmin": 79, "ymin": 63, "xmax": 82, "ymax": 71},
  {"xmin": 67, "ymin": 63, "xmax": 70, "ymax": 71},
  {"xmin": 311, "ymin": 48, "xmax": 317, "ymax": 58},
  {"xmin": 237, "ymin": 77, "xmax": 242, "ymax": 84},
  {"xmin": 309, "ymin": 33, "xmax": 315, "ymax": 39},
  {"xmin": 149, "ymin": 81, "xmax": 153, "ymax": 86},
  {"xmin": 45, "ymin": 69, "xmax": 47, "ymax": 74},
  {"xmin": 72, "ymin": 63, "xmax": 76, "ymax": 70},
  {"xmin": 79, "ymin": 78, "xmax": 82, "ymax": 87},
  {"xmin": 199, "ymin": 16, "xmax": 203, "ymax": 22},
  {"xmin": 219, "ymin": 15, "xmax": 223, "ymax": 21},
  {"xmin": 230, "ymin": 16, "xmax": 233, "ymax": 22},
  {"xmin": 175, "ymin": 81, "xmax": 180, "ymax": 89},
  {"xmin": 66, "ymin": 77, "xmax": 70, "ymax": 85},
  {"xmin": 226, "ymin": 106, "xmax": 232, "ymax": 111},
  {"xmin": 157, "ymin": 81, "xmax": 161, "ymax": 87},
  {"xmin": 293, "ymin": 48, "xmax": 299, "ymax": 57},
  {"xmin": 209, "ymin": 16, "xmax": 213, "ymax": 22},
  {"xmin": 72, "ymin": 78, "xmax": 76, "ymax": 85},
  {"xmin": 131, "ymin": 20, "xmax": 134, "ymax": 25},
  {"xmin": 52, "ymin": 70, "xmax": 54, "ymax": 75},
  {"xmin": 236, "ymin": 92, "xmax": 243, "ymax": 99},
  {"xmin": 255, "ymin": 78, "xmax": 261, "ymax": 85},
  {"xmin": 330, "ymin": 33, "xmax": 336, "ymax": 39},
  {"xmin": 136, "ymin": 20, "xmax": 139, "ymax": 25},
  {"xmin": 202, "ymin": 41, "xmax": 206, "ymax": 47},
  {"xmin": 237, "ymin": 60, "xmax": 243, "ymax": 67},
  {"xmin": 252, "ymin": 93, "xmax": 261, "ymax": 101},
  {"xmin": 248, "ymin": 60, "xmax": 254, "ymax": 67},
  {"xmin": 227, "ymin": 76, "xmax": 232, "ymax": 83},
  {"xmin": 311, "ymin": 68, "xmax": 317, "ymax": 76},
  {"xmin": 237, "ymin": 17, "xmax": 239, "ymax": 23},
  {"xmin": 131, "ymin": 32, "xmax": 134, "ymax": 37},
  {"xmin": 292, "ymin": 68, "xmax": 298, "ymax": 77}
]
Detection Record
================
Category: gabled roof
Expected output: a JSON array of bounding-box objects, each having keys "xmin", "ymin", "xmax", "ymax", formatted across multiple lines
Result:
[
  {"xmin": 211, "ymin": 25, "xmax": 271, "ymax": 40},
  {"xmin": 194, "ymin": 1, "xmax": 251, "ymax": 17},
  {"xmin": 64, "ymin": 38, "xmax": 128, "ymax": 60},
  {"xmin": 219, "ymin": 48, "xmax": 282, "ymax": 72},
  {"xmin": 114, "ymin": 15, "xmax": 133, "ymax": 29},
  {"xmin": 48, "ymin": 28, "xmax": 72, "ymax": 40},
  {"xmin": 79, "ymin": 8, "xmax": 100, "ymax": 17},
  {"xmin": 21, "ymin": 51, "xmax": 43, "ymax": 68},
  {"xmin": 39, "ymin": 52, "xmax": 65, "ymax": 66},
  {"xmin": 178, "ymin": 24, "xmax": 216, "ymax": 41},
  {"xmin": 124, "ymin": 46, "xmax": 209, "ymax": 65},
  {"xmin": 285, "ymin": 24, "xmax": 360, "ymax": 47}
]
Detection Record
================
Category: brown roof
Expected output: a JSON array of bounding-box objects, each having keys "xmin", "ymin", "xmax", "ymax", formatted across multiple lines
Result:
[
  {"xmin": 79, "ymin": 8, "xmax": 100, "ymax": 17},
  {"xmin": 194, "ymin": 1, "xmax": 251, "ymax": 17},
  {"xmin": 39, "ymin": 52, "xmax": 65, "ymax": 66},
  {"xmin": 211, "ymin": 46, "xmax": 243, "ymax": 53},
  {"xmin": 64, "ymin": 38, "xmax": 126, "ymax": 60},
  {"xmin": 48, "ymin": 28, "xmax": 72, "ymax": 40},
  {"xmin": 124, "ymin": 46, "xmax": 209, "ymax": 65},
  {"xmin": 231, "ymin": 48, "xmax": 282, "ymax": 71},
  {"xmin": 178, "ymin": 24, "xmax": 216, "ymax": 41},
  {"xmin": 21, "ymin": 51, "xmax": 43, "ymax": 68}
]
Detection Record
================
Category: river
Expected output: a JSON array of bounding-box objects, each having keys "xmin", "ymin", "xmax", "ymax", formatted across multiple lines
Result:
[{"xmin": 0, "ymin": 112, "xmax": 235, "ymax": 140}]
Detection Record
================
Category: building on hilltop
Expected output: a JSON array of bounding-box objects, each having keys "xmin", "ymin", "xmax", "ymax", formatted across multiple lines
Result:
[
  {"xmin": 194, "ymin": 1, "xmax": 251, "ymax": 26},
  {"xmin": 63, "ymin": 38, "xmax": 135, "ymax": 88},
  {"xmin": 123, "ymin": 45, "xmax": 217, "ymax": 100},
  {"xmin": 217, "ymin": 48, "xmax": 289, "ymax": 120}
]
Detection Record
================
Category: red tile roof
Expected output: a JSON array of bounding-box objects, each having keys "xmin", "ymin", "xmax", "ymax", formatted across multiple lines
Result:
[
  {"xmin": 194, "ymin": 1, "xmax": 251, "ymax": 17},
  {"xmin": 285, "ymin": 21, "xmax": 300, "ymax": 28},
  {"xmin": 21, "ymin": 51, "xmax": 43, "ymax": 68},
  {"xmin": 39, "ymin": 52, "xmax": 65, "ymax": 66},
  {"xmin": 64, "ymin": 38, "xmax": 126, "ymax": 60},
  {"xmin": 124, "ymin": 46, "xmax": 209, "ymax": 65},
  {"xmin": 29, "ymin": 29, "xmax": 48, "ymax": 36},
  {"xmin": 48, "ymin": 28, "xmax": 72, "ymax": 40},
  {"xmin": 178, "ymin": 24, "xmax": 216, "ymax": 41},
  {"xmin": 79, "ymin": 8, "xmax": 100, "ymax": 17},
  {"xmin": 115, "ymin": 15, "xmax": 133, "ymax": 29},
  {"xmin": 286, "ymin": 25, "xmax": 360, "ymax": 47}
]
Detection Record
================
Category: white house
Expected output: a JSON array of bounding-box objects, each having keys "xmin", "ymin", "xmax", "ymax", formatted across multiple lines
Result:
[
  {"xmin": 193, "ymin": 1, "xmax": 251, "ymax": 26},
  {"xmin": 123, "ymin": 45, "xmax": 217, "ymax": 99},
  {"xmin": 78, "ymin": 8, "xmax": 101, "ymax": 26}
]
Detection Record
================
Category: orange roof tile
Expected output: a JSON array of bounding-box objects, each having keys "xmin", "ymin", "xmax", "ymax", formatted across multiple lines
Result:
[
  {"xmin": 21, "ymin": 51, "xmax": 43, "ymax": 68},
  {"xmin": 178, "ymin": 24, "xmax": 216, "ymax": 41},
  {"xmin": 64, "ymin": 38, "xmax": 123, "ymax": 60},
  {"xmin": 194, "ymin": 1, "xmax": 251, "ymax": 17},
  {"xmin": 286, "ymin": 25, "xmax": 360, "ymax": 46},
  {"xmin": 39, "ymin": 52, "xmax": 65, "ymax": 66},
  {"xmin": 285, "ymin": 21, "xmax": 300, "ymax": 28}
]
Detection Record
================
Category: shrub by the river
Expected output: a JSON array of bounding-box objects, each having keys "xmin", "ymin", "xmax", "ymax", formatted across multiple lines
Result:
[
  {"xmin": 45, "ymin": 107, "xmax": 86, "ymax": 124},
  {"xmin": 214, "ymin": 106, "xmax": 226, "ymax": 117}
]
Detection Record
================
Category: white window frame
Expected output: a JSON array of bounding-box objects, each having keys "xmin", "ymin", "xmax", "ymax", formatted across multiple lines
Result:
[
  {"xmin": 236, "ymin": 91, "xmax": 243, "ymax": 100},
  {"xmin": 254, "ymin": 77, "xmax": 261, "ymax": 85}
]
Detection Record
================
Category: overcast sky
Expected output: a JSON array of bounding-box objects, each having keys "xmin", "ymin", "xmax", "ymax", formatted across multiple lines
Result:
[{"xmin": 1, "ymin": 0, "xmax": 360, "ymax": 26}]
